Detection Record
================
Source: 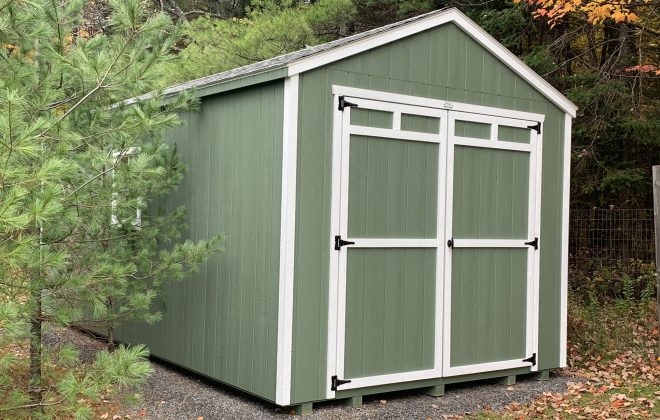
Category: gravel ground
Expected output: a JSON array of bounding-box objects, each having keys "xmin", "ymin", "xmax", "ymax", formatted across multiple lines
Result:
[{"xmin": 45, "ymin": 327, "xmax": 579, "ymax": 419}]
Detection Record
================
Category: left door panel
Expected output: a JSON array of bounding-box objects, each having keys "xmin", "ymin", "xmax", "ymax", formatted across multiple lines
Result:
[{"xmin": 329, "ymin": 97, "xmax": 447, "ymax": 394}]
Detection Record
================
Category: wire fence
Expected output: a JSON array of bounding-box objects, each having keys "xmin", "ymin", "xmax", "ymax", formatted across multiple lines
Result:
[{"xmin": 569, "ymin": 208, "xmax": 656, "ymax": 273}]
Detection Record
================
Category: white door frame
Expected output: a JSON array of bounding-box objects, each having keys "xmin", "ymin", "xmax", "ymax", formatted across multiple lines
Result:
[
  {"xmin": 442, "ymin": 111, "xmax": 543, "ymax": 377},
  {"xmin": 326, "ymin": 85, "xmax": 545, "ymax": 398}
]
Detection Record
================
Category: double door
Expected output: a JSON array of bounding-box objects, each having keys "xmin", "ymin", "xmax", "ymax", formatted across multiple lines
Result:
[{"xmin": 327, "ymin": 90, "xmax": 542, "ymax": 397}]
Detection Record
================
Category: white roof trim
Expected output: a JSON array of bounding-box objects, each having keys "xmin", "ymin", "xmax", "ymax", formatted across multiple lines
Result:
[{"xmin": 287, "ymin": 8, "xmax": 577, "ymax": 118}]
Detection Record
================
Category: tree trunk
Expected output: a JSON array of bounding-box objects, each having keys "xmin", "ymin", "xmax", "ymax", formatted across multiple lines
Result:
[
  {"xmin": 29, "ymin": 288, "xmax": 43, "ymax": 412},
  {"xmin": 106, "ymin": 298, "xmax": 116, "ymax": 351}
]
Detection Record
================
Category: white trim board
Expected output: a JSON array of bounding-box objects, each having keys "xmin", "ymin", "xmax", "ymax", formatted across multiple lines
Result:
[
  {"xmin": 290, "ymin": 8, "xmax": 577, "ymax": 118},
  {"xmin": 559, "ymin": 113, "xmax": 572, "ymax": 367},
  {"xmin": 275, "ymin": 74, "xmax": 299, "ymax": 406},
  {"xmin": 333, "ymin": 86, "xmax": 546, "ymax": 123}
]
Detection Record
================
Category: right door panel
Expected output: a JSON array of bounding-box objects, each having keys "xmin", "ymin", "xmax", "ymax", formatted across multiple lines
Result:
[{"xmin": 443, "ymin": 112, "xmax": 542, "ymax": 377}]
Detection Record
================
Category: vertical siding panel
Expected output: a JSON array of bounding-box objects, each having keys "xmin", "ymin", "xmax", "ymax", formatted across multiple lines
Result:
[
  {"xmin": 465, "ymin": 37, "xmax": 484, "ymax": 105},
  {"xmin": 227, "ymin": 94, "xmax": 243, "ymax": 384},
  {"xmin": 266, "ymin": 85, "xmax": 284, "ymax": 401},
  {"xmin": 205, "ymin": 99, "xmax": 221, "ymax": 376},
  {"xmin": 391, "ymin": 37, "xmax": 412, "ymax": 81},
  {"xmin": 251, "ymin": 86, "xmax": 271, "ymax": 395},
  {"xmin": 538, "ymin": 104, "xmax": 563, "ymax": 369},
  {"xmin": 498, "ymin": 62, "xmax": 516, "ymax": 110},
  {"xmin": 238, "ymin": 92, "xmax": 256, "ymax": 389},
  {"xmin": 217, "ymin": 96, "xmax": 234, "ymax": 380},
  {"xmin": 447, "ymin": 24, "xmax": 466, "ymax": 91},
  {"xmin": 482, "ymin": 51, "xmax": 500, "ymax": 107},
  {"xmin": 344, "ymin": 251, "xmax": 366, "ymax": 376},
  {"xmin": 383, "ymin": 248, "xmax": 404, "ymax": 372},
  {"xmin": 196, "ymin": 107, "xmax": 211, "ymax": 372},
  {"xmin": 410, "ymin": 31, "xmax": 431, "ymax": 84},
  {"xmin": 493, "ymin": 247, "xmax": 511, "ymax": 360},
  {"xmin": 183, "ymin": 110, "xmax": 197, "ymax": 367},
  {"xmin": 292, "ymin": 68, "xmax": 328, "ymax": 402}
]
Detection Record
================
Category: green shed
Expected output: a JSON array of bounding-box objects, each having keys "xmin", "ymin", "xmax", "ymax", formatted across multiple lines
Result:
[{"xmin": 117, "ymin": 7, "xmax": 577, "ymax": 412}]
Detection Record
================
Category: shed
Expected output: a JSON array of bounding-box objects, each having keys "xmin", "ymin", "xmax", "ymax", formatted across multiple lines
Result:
[{"xmin": 117, "ymin": 7, "xmax": 577, "ymax": 413}]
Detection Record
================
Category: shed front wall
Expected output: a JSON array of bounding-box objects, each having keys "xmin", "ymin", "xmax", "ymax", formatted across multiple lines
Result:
[
  {"xmin": 291, "ymin": 22, "xmax": 566, "ymax": 403},
  {"xmin": 116, "ymin": 81, "xmax": 285, "ymax": 402}
]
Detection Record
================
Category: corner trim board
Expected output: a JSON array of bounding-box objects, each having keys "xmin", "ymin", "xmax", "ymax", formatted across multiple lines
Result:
[
  {"xmin": 559, "ymin": 113, "xmax": 572, "ymax": 367},
  {"xmin": 276, "ymin": 74, "xmax": 300, "ymax": 406}
]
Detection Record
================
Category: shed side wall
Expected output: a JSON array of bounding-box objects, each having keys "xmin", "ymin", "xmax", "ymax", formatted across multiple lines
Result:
[
  {"xmin": 117, "ymin": 81, "xmax": 284, "ymax": 402},
  {"xmin": 292, "ymin": 23, "xmax": 566, "ymax": 403}
]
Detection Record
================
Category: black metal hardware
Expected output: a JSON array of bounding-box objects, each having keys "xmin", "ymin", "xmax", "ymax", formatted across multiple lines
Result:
[
  {"xmin": 524, "ymin": 237, "xmax": 539, "ymax": 250},
  {"xmin": 331, "ymin": 375, "xmax": 352, "ymax": 391},
  {"xmin": 338, "ymin": 96, "xmax": 359, "ymax": 111},
  {"xmin": 335, "ymin": 235, "xmax": 355, "ymax": 251},
  {"xmin": 522, "ymin": 353, "xmax": 537, "ymax": 366},
  {"xmin": 447, "ymin": 238, "xmax": 454, "ymax": 248},
  {"xmin": 527, "ymin": 122, "xmax": 541, "ymax": 134}
]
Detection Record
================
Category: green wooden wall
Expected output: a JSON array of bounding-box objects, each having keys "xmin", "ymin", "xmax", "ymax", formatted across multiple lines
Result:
[
  {"xmin": 292, "ymin": 22, "xmax": 566, "ymax": 403},
  {"xmin": 116, "ymin": 81, "xmax": 284, "ymax": 402}
]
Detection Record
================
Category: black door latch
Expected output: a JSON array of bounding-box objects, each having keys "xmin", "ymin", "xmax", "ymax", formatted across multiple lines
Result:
[
  {"xmin": 331, "ymin": 375, "xmax": 352, "ymax": 391},
  {"xmin": 335, "ymin": 235, "xmax": 355, "ymax": 251},
  {"xmin": 447, "ymin": 238, "xmax": 454, "ymax": 248}
]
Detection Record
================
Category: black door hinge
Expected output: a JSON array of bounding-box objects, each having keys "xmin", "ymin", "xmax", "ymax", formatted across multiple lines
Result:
[
  {"xmin": 447, "ymin": 238, "xmax": 454, "ymax": 248},
  {"xmin": 331, "ymin": 375, "xmax": 352, "ymax": 391},
  {"xmin": 522, "ymin": 353, "xmax": 537, "ymax": 366},
  {"xmin": 334, "ymin": 235, "xmax": 355, "ymax": 251},
  {"xmin": 338, "ymin": 96, "xmax": 359, "ymax": 111},
  {"xmin": 527, "ymin": 122, "xmax": 541, "ymax": 134},
  {"xmin": 524, "ymin": 237, "xmax": 538, "ymax": 250}
]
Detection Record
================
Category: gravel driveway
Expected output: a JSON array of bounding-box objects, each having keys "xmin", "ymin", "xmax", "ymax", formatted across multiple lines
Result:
[{"xmin": 46, "ymin": 327, "xmax": 578, "ymax": 419}]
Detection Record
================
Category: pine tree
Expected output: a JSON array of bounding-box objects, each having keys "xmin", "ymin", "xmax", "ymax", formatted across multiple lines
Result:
[{"xmin": 0, "ymin": 0, "xmax": 218, "ymax": 416}]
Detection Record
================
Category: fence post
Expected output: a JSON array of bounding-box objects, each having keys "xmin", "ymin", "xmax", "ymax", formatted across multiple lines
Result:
[{"xmin": 653, "ymin": 165, "xmax": 660, "ymax": 358}]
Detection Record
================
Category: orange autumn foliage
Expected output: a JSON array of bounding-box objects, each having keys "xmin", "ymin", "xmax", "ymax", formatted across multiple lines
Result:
[{"xmin": 513, "ymin": 0, "xmax": 651, "ymax": 25}]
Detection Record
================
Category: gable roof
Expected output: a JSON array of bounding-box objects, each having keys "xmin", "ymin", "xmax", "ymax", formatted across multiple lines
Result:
[{"xmin": 149, "ymin": 7, "xmax": 577, "ymax": 117}]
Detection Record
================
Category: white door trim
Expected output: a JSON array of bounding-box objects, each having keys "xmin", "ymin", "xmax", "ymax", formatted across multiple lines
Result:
[{"xmin": 332, "ymin": 85, "xmax": 546, "ymax": 123}]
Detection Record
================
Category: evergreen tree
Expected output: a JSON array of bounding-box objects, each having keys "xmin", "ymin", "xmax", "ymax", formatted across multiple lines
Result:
[
  {"xmin": 161, "ymin": 0, "xmax": 356, "ymax": 84},
  {"xmin": 0, "ymin": 0, "xmax": 218, "ymax": 417}
]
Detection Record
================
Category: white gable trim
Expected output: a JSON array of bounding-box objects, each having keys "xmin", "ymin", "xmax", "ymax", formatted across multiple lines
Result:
[{"xmin": 287, "ymin": 8, "xmax": 577, "ymax": 118}]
